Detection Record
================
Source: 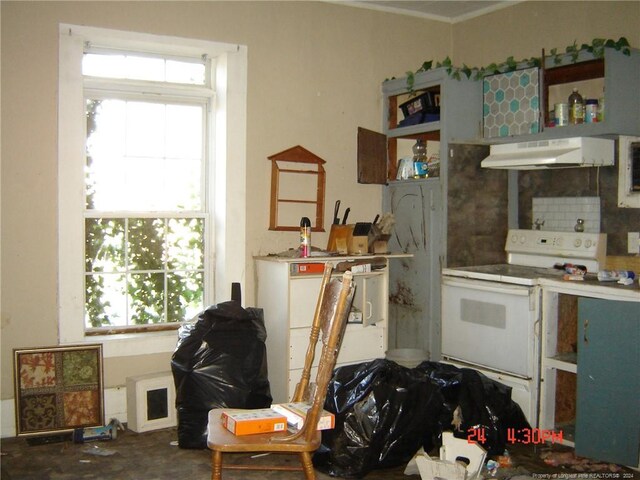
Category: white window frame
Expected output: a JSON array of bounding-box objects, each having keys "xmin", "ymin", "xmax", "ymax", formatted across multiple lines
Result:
[{"xmin": 58, "ymin": 24, "xmax": 247, "ymax": 358}]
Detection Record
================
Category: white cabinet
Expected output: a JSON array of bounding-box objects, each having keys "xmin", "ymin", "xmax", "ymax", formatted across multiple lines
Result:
[{"xmin": 255, "ymin": 255, "xmax": 405, "ymax": 403}]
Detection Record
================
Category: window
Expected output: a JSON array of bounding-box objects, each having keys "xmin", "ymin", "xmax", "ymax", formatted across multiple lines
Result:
[
  {"xmin": 59, "ymin": 25, "xmax": 247, "ymax": 356},
  {"xmin": 83, "ymin": 52, "xmax": 208, "ymax": 332}
]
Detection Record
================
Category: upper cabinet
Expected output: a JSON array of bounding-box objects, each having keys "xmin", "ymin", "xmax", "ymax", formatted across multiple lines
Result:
[
  {"xmin": 361, "ymin": 47, "xmax": 639, "ymax": 184},
  {"xmin": 488, "ymin": 47, "xmax": 640, "ymax": 143},
  {"xmin": 379, "ymin": 67, "xmax": 482, "ymax": 182}
]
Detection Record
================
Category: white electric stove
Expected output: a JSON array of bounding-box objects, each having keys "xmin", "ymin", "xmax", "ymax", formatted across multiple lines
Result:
[
  {"xmin": 442, "ymin": 229, "xmax": 607, "ymax": 285},
  {"xmin": 440, "ymin": 229, "xmax": 607, "ymax": 426}
]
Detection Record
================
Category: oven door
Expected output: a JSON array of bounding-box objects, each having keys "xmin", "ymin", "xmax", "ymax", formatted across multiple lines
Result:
[{"xmin": 441, "ymin": 276, "xmax": 539, "ymax": 378}]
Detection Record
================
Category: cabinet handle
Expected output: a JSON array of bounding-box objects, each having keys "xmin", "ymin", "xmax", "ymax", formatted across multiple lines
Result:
[
  {"xmin": 583, "ymin": 318, "xmax": 589, "ymax": 345},
  {"xmin": 366, "ymin": 301, "xmax": 373, "ymax": 320}
]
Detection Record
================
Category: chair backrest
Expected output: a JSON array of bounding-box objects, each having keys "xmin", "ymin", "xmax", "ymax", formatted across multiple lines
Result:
[
  {"xmin": 292, "ymin": 263, "xmax": 335, "ymax": 403},
  {"xmin": 294, "ymin": 268, "xmax": 355, "ymax": 442}
]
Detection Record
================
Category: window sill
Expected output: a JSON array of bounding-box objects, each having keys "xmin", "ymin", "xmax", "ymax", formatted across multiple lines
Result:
[{"xmin": 69, "ymin": 330, "xmax": 179, "ymax": 359}]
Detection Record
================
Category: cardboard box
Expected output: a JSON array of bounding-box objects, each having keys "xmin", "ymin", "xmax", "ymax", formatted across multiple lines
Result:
[
  {"xmin": 270, "ymin": 402, "xmax": 335, "ymax": 431},
  {"xmin": 290, "ymin": 263, "xmax": 325, "ymax": 275},
  {"xmin": 221, "ymin": 409, "xmax": 287, "ymax": 436}
]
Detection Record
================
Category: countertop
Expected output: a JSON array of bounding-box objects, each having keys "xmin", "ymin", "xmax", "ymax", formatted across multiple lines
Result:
[
  {"xmin": 254, "ymin": 252, "xmax": 412, "ymax": 263},
  {"xmin": 539, "ymin": 274, "xmax": 640, "ymax": 302}
]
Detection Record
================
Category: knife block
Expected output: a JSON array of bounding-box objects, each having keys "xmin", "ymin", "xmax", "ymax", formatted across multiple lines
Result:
[{"xmin": 327, "ymin": 224, "xmax": 352, "ymax": 254}]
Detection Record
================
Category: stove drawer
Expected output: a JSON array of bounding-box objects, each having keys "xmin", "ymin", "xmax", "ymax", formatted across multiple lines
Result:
[{"xmin": 441, "ymin": 277, "xmax": 539, "ymax": 378}]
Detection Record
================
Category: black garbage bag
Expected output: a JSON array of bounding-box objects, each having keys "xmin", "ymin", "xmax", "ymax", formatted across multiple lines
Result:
[
  {"xmin": 313, "ymin": 359, "xmax": 529, "ymax": 478},
  {"xmin": 415, "ymin": 361, "xmax": 530, "ymax": 455},
  {"xmin": 171, "ymin": 301, "xmax": 272, "ymax": 449}
]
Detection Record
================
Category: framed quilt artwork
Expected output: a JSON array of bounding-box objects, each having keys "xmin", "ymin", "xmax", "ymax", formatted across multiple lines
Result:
[{"xmin": 13, "ymin": 344, "xmax": 104, "ymax": 437}]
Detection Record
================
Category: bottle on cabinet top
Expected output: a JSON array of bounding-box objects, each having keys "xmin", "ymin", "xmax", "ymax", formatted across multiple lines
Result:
[
  {"xmin": 568, "ymin": 88, "xmax": 584, "ymax": 125},
  {"xmin": 412, "ymin": 139, "xmax": 428, "ymax": 179}
]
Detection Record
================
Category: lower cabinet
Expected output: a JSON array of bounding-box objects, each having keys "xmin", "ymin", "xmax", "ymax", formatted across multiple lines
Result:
[
  {"xmin": 576, "ymin": 298, "xmax": 640, "ymax": 467},
  {"xmin": 255, "ymin": 255, "xmax": 399, "ymax": 403}
]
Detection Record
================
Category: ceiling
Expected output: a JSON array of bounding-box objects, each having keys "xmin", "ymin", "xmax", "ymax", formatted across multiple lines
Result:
[{"xmin": 343, "ymin": 1, "xmax": 520, "ymax": 23}]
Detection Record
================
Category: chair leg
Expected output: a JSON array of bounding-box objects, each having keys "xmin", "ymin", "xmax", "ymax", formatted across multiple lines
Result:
[
  {"xmin": 299, "ymin": 452, "xmax": 316, "ymax": 480},
  {"xmin": 211, "ymin": 450, "xmax": 223, "ymax": 480}
]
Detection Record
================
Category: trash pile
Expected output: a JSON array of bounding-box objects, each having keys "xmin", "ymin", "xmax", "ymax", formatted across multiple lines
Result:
[
  {"xmin": 171, "ymin": 301, "xmax": 272, "ymax": 449},
  {"xmin": 313, "ymin": 359, "xmax": 530, "ymax": 478}
]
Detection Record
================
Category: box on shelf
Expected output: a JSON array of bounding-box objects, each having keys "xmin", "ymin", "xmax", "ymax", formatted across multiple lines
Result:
[
  {"xmin": 221, "ymin": 409, "xmax": 287, "ymax": 436},
  {"xmin": 271, "ymin": 402, "xmax": 335, "ymax": 431},
  {"xmin": 398, "ymin": 111, "xmax": 440, "ymax": 127},
  {"xmin": 399, "ymin": 92, "xmax": 438, "ymax": 117},
  {"xmin": 290, "ymin": 262, "xmax": 325, "ymax": 275}
]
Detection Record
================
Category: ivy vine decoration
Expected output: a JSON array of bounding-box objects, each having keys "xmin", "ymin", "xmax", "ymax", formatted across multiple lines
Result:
[{"xmin": 391, "ymin": 37, "xmax": 631, "ymax": 94}]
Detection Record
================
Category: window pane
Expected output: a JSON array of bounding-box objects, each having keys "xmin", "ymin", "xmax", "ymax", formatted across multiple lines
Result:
[
  {"xmin": 167, "ymin": 271, "xmax": 204, "ymax": 323},
  {"xmin": 126, "ymin": 102, "xmax": 165, "ymax": 158},
  {"xmin": 125, "ymin": 55, "xmax": 165, "ymax": 82},
  {"xmin": 86, "ymin": 98, "xmax": 203, "ymax": 211},
  {"xmin": 166, "ymin": 60, "xmax": 206, "ymax": 85},
  {"xmin": 166, "ymin": 104, "xmax": 202, "ymax": 159},
  {"xmin": 129, "ymin": 272, "xmax": 164, "ymax": 325},
  {"xmin": 167, "ymin": 218, "xmax": 204, "ymax": 270},
  {"xmin": 128, "ymin": 218, "xmax": 165, "ymax": 271},
  {"xmin": 85, "ymin": 273, "xmax": 127, "ymax": 328},
  {"xmin": 83, "ymin": 53, "xmax": 205, "ymax": 85},
  {"xmin": 83, "ymin": 54, "xmax": 126, "ymax": 79},
  {"xmin": 85, "ymin": 218, "xmax": 125, "ymax": 272}
]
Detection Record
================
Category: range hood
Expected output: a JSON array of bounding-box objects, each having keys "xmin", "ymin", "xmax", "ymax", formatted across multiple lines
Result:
[{"xmin": 481, "ymin": 137, "xmax": 614, "ymax": 170}]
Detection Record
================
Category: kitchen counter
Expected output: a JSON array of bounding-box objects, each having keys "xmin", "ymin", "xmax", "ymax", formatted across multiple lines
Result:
[
  {"xmin": 539, "ymin": 275, "xmax": 640, "ymax": 302},
  {"xmin": 255, "ymin": 252, "xmax": 411, "ymax": 263},
  {"xmin": 539, "ymin": 275, "xmax": 639, "ymax": 467}
]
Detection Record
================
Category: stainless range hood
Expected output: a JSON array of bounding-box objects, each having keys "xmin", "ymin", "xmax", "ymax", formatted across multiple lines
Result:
[{"xmin": 481, "ymin": 137, "xmax": 614, "ymax": 170}]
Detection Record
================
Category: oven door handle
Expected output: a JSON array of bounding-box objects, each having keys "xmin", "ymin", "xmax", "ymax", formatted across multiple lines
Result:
[{"xmin": 442, "ymin": 277, "xmax": 533, "ymax": 296}]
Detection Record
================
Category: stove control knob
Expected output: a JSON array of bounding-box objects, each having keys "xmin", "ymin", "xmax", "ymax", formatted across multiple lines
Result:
[
  {"xmin": 585, "ymin": 239, "xmax": 593, "ymax": 248},
  {"xmin": 511, "ymin": 234, "xmax": 518, "ymax": 243},
  {"xmin": 574, "ymin": 239, "xmax": 582, "ymax": 248}
]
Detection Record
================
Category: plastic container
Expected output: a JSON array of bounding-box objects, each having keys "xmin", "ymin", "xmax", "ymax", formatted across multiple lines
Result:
[
  {"xmin": 554, "ymin": 103, "xmax": 568, "ymax": 126},
  {"xmin": 597, "ymin": 270, "xmax": 636, "ymax": 282},
  {"xmin": 585, "ymin": 99, "xmax": 598, "ymax": 123},
  {"xmin": 568, "ymin": 88, "xmax": 584, "ymax": 125},
  {"xmin": 385, "ymin": 348, "xmax": 428, "ymax": 368}
]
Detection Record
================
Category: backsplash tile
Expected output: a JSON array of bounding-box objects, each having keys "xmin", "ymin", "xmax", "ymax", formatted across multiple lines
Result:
[{"xmin": 532, "ymin": 197, "xmax": 600, "ymax": 232}]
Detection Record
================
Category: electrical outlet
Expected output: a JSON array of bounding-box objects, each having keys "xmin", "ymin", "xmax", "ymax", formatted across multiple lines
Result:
[{"xmin": 628, "ymin": 232, "xmax": 640, "ymax": 254}]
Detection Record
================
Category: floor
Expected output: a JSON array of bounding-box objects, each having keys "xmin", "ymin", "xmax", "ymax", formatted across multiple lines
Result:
[{"xmin": 1, "ymin": 426, "xmax": 636, "ymax": 480}]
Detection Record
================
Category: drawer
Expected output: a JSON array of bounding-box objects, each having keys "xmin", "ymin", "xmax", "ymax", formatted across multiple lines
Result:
[
  {"xmin": 289, "ymin": 277, "xmax": 323, "ymax": 328},
  {"xmin": 289, "ymin": 325, "xmax": 385, "ymax": 370}
]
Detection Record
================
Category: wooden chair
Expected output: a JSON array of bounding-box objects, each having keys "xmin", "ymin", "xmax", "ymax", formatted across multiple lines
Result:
[{"xmin": 206, "ymin": 263, "xmax": 354, "ymax": 480}]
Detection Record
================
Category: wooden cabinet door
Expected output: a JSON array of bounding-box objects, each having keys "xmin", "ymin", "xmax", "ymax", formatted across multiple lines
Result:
[
  {"xmin": 576, "ymin": 298, "xmax": 640, "ymax": 466},
  {"xmin": 357, "ymin": 127, "xmax": 387, "ymax": 184}
]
